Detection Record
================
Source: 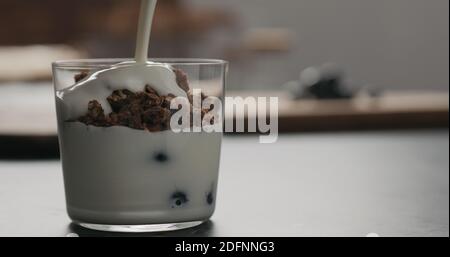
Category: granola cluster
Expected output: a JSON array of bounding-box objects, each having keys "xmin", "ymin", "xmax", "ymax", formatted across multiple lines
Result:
[{"xmin": 74, "ymin": 69, "xmax": 209, "ymax": 132}]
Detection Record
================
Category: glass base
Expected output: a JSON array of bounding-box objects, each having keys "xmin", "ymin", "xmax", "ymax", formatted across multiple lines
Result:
[{"xmin": 75, "ymin": 220, "xmax": 205, "ymax": 233}]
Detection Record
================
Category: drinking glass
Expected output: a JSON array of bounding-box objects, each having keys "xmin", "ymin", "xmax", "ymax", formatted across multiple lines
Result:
[{"xmin": 52, "ymin": 58, "xmax": 227, "ymax": 232}]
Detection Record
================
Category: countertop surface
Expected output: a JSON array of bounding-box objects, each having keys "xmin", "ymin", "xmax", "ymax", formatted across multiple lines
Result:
[{"xmin": 0, "ymin": 130, "xmax": 448, "ymax": 237}]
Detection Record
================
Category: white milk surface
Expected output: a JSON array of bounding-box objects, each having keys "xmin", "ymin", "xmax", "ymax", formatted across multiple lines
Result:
[{"xmin": 59, "ymin": 61, "xmax": 187, "ymax": 121}]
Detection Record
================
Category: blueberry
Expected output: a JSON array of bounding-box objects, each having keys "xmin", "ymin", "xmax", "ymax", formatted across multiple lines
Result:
[
  {"xmin": 206, "ymin": 191, "xmax": 214, "ymax": 205},
  {"xmin": 171, "ymin": 191, "xmax": 188, "ymax": 208},
  {"xmin": 154, "ymin": 152, "xmax": 169, "ymax": 163}
]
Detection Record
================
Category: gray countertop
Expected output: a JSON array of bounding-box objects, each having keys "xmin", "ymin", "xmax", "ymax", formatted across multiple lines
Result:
[{"xmin": 0, "ymin": 130, "xmax": 448, "ymax": 237}]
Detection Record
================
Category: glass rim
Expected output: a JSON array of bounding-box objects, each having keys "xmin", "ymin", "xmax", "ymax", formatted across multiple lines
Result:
[{"xmin": 52, "ymin": 58, "xmax": 228, "ymax": 69}]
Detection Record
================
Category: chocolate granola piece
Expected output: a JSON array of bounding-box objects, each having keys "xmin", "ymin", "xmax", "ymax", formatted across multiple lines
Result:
[
  {"xmin": 173, "ymin": 69, "xmax": 190, "ymax": 92},
  {"xmin": 145, "ymin": 84, "xmax": 160, "ymax": 96},
  {"xmin": 107, "ymin": 89, "xmax": 135, "ymax": 112},
  {"xmin": 73, "ymin": 68, "xmax": 215, "ymax": 131},
  {"xmin": 161, "ymin": 94, "xmax": 175, "ymax": 109},
  {"xmin": 108, "ymin": 111, "xmax": 133, "ymax": 127},
  {"xmin": 128, "ymin": 102, "xmax": 145, "ymax": 129},
  {"xmin": 74, "ymin": 72, "xmax": 89, "ymax": 83},
  {"xmin": 143, "ymin": 107, "xmax": 171, "ymax": 131},
  {"xmin": 161, "ymin": 110, "xmax": 172, "ymax": 130},
  {"xmin": 139, "ymin": 91, "xmax": 161, "ymax": 109},
  {"xmin": 108, "ymin": 107, "xmax": 143, "ymax": 130},
  {"xmin": 107, "ymin": 112, "xmax": 120, "ymax": 125},
  {"xmin": 78, "ymin": 100, "xmax": 109, "ymax": 126}
]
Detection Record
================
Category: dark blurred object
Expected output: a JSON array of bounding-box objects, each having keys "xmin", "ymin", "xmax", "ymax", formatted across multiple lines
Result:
[
  {"xmin": 301, "ymin": 64, "xmax": 352, "ymax": 99},
  {"xmin": 0, "ymin": 136, "xmax": 59, "ymax": 159},
  {"xmin": 286, "ymin": 63, "xmax": 381, "ymax": 100}
]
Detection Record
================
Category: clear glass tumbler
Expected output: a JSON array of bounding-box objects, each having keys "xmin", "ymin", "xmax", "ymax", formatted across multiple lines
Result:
[{"xmin": 52, "ymin": 59, "xmax": 227, "ymax": 232}]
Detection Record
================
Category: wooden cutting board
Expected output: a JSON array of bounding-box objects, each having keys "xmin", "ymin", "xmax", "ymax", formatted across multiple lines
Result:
[
  {"xmin": 226, "ymin": 90, "xmax": 449, "ymax": 132},
  {"xmin": 0, "ymin": 45, "xmax": 84, "ymax": 82}
]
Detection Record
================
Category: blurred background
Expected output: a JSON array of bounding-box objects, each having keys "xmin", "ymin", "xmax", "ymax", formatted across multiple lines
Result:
[
  {"xmin": 0, "ymin": 0, "xmax": 448, "ymax": 237},
  {"xmin": 0, "ymin": 0, "xmax": 448, "ymax": 157}
]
